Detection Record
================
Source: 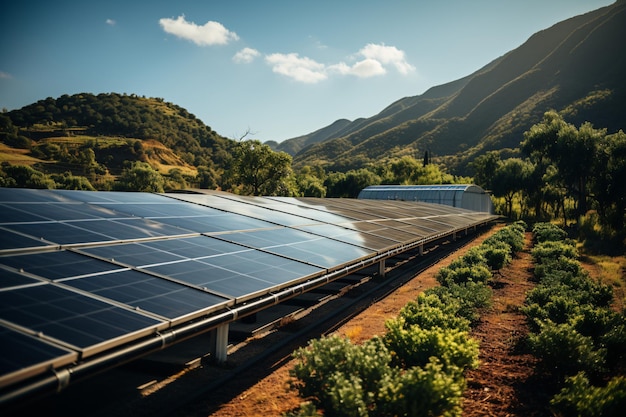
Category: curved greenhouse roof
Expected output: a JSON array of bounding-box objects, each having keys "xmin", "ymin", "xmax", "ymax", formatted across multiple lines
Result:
[{"xmin": 358, "ymin": 184, "xmax": 494, "ymax": 214}]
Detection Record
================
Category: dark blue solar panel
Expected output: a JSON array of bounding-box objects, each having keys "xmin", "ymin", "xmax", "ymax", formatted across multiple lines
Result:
[
  {"xmin": 0, "ymin": 326, "xmax": 76, "ymax": 378},
  {"xmin": 53, "ymin": 190, "xmax": 171, "ymax": 204},
  {"xmin": 81, "ymin": 243, "xmax": 186, "ymax": 265},
  {"xmin": 63, "ymin": 269, "xmax": 229, "ymax": 319},
  {"xmin": 100, "ymin": 202, "xmax": 222, "ymax": 218},
  {"xmin": 0, "ymin": 285, "xmax": 161, "ymax": 349},
  {"xmin": 143, "ymin": 247, "xmax": 323, "ymax": 298},
  {"xmin": 0, "ymin": 250, "xmax": 122, "ymax": 280},
  {"xmin": 0, "ymin": 268, "xmax": 41, "ymax": 289},
  {"xmin": 218, "ymin": 228, "xmax": 373, "ymax": 269},
  {"xmin": 0, "ymin": 204, "xmax": 49, "ymax": 223},
  {"xmin": 0, "ymin": 228, "xmax": 50, "ymax": 250},
  {"xmin": 75, "ymin": 218, "xmax": 186, "ymax": 240},
  {"xmin": 81, "ymin": 236, "xmax": 248, "ymax": 266},
  {"xmin": 9, "ymin": 203, "xmax": 121, "ymax": 221},
  {"xmin": 5, "ymin": 222, "xmax": 112, "ymax": 245}
]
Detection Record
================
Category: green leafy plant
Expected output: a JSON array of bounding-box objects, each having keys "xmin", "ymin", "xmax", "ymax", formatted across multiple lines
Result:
[{"xmin": 550, "ymin": 372, "xmax": 626, "ymax": 417}]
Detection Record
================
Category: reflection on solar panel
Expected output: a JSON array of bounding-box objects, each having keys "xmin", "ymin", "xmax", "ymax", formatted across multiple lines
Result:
[{"xmin": 0, "ymin": 187, "xmax": 497, "ymax": 402}]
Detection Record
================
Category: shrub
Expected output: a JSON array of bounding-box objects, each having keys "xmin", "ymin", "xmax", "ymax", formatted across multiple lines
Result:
[
  {"xmin": 427, "ymin": 282, "xmax": 493, "ymax": 323},
  {"xmin": 290, "ymin": 335, "xmax": 392, "ymax": 414},
  {"xmin": 526, "ymin": 321, "xmax": 606, "ymax": 377},
  {"xmin": 398, "ymin": 293, "xmax": 470, "ymax": 332},
  {"xmin": 531, "ymin": 241, "xmax": 578, "ymax": 264},
  {"xmin": 377, "ymin": 359, "xmax": 465, "ymax": 417},
  {"xmin": 550, "ymin": 372, "xmax": 626, "ymax": 417},
  {"xmin": 533, "ymin": 222, "xmax": 568, "ymax": 243},
  {"xmin": 479, "ymin": 242, "xmax": 512, "ymax": 270},
  {"xmin": 435, "ymin": 264, "xmax": 492, "ymax": 286},
  {"xmin": 484, "ymin": 227, "xmax": 524, "ymax": 252},
  {"xmin": 383, "ymin": 319, "xmax": 479, "ymax": 374}
]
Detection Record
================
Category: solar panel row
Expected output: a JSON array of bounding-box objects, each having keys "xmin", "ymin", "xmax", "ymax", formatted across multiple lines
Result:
[{"xmin": 0, "ymin": 187, "xmax": 497, "ymax": 397}]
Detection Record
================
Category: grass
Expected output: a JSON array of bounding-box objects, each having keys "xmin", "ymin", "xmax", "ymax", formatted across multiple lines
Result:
[
  {"xmin": 0, "ymin": 143, "xmax": 44, "ymax": 166},
  {"xmin": 580, "ymin": 250, "xmax": 626, "ymax": 311}
]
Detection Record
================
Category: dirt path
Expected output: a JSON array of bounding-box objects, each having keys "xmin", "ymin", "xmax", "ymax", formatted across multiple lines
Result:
[{"xmin": 461, "ymin": 232, "xmax": 547, "ymax": 416}]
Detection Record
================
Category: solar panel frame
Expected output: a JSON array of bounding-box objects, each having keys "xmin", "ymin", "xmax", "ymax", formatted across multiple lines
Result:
[
  {"xmin": 0, "ymin": 324, "xmax": 79, "ymax": 389},
  {"xmin": 0, "ymin": 187, "xmax": 499, "ymax": 397}
]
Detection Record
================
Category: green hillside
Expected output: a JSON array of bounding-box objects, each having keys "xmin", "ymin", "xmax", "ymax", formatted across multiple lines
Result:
[
  {"xmin": 1, "ymin": 93, "xmax": 236, "ymax": 189},
  {"xmin": 282, "ymin": 1, "xmax": 626, "ymax": 175}
]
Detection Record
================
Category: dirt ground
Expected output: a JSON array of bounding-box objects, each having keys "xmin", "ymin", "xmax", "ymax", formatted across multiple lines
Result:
[{"xmin": 199, "ymin": 225, "xmax": 556, "ymax": 417}]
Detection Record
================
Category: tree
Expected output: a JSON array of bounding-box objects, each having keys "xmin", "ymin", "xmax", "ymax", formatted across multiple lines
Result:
[
  {"xmin": 491, "ymin": 158, "xmax": 531, "ymax": 218},
  {"xmin": 592, "ymin": 130, "xmax": 626, "ymax": 233},
  {"xmin": 522, "ymin": 111, "xmax": 603, "ymax": 218},
  {"xmin": 470, "ymin": 151, "xmax": 500, "ymax": 191},
  {"xmin": 226, "ymin": 140, "xmax": 295, "ymax": 196},
  {"xmin": 117, "ymin": 162, "xmax": 164, "ymax": 192}
]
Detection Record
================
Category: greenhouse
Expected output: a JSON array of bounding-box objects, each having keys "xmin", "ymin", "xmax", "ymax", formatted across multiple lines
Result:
[{"xmin": 358, "ymin": 184, "xmax": 494, "ymax": 214}]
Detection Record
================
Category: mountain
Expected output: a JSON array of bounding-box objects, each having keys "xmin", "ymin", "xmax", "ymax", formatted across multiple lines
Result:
[
  {"xmin": 278, "ymin": 1, "xmax": 626, "ymax": 175},
  {"xmin": 1, "ymin": 93, "xmax": 235, "ymax": 177}
]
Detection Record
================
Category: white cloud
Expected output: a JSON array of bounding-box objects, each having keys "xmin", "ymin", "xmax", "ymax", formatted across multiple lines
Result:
[
  {"xmin": 0, "ymin": 71, "xmax": 11, "ymax": 79},
  {"xmin": 106, "ymin": 19, "xmax": 116, "ymax": 26},
  {"xmin": 265, "ymin": 53, "xmax": 327, "ymax": 83},
  {"xmin": 359, "ymin": 43, "xmax": 415, "ymax": 75},
  {"xmin": 329, "ymin": 58, "xmax": 386, "ymax": 78},
  {"xmin": 159, "ymin": 15, "xmax": 239, "ymax": 46},
  {"xmin": 233, "ymin": 47, "xmax": 261, "ymax": 64}
]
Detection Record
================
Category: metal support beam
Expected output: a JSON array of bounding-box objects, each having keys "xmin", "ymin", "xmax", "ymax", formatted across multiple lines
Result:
[
  {"xmin": 208, "ymin": 324, "xmax": 229, "ymax": 363},
  {"xmin": 378, "ymin": 259, "xmax": 386, "ymax": 277},
  {"xmin": 418, "ymin": 244, "xmax": 424, "ymax": 256}
]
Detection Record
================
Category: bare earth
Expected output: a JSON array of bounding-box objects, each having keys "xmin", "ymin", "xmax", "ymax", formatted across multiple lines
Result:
[{"xmin": 198, "ymin": 225, "xmax": 551, "ymax": 417}]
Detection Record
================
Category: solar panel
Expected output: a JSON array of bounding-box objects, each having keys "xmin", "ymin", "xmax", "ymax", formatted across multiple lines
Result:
[
  {"xmin": 0, "ymin": 284, "xmax": 162, "ymax": 353},
  {"xmin": 61, "ymin": 269, "xmax": 229, "ymax": 321},
  {"xmin": 0, "ymin": 326, "xmax": 78, "ymax": 388},
  {"xmin": 0, "ymin": 228, "xmax": 50, "ymax": 251},
  {"xmin": 218, "ymin": 227, "xmax": 372, "ymax": 269},
  {"xmin": 0, "ymin": 250, "xmax": 123, "ymax": 280},
  {"xmin": 0, "ymin": 187, "xmax": 498, "ymax": 399}
]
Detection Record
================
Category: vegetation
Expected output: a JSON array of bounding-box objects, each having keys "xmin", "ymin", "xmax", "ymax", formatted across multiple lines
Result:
[
  {"xmin": 287, "ymin": 222, "xmax": 525, "ymax": 416},
  {"xmin": 522, "ymin": 223, "xmax": 626, "ymax": 415}
]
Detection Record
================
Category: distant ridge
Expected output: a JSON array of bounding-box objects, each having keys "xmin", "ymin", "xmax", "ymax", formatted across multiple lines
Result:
[{"xmin": 277, "ymin": 1, "xmax": 625, "ymax": 175}]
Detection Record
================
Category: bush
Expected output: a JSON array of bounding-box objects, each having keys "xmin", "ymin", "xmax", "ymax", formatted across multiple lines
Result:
[
  {"xmin": 531, "ymin": 241, "xmax": 578, "ymax": 264},
  {"xmin": 383, "ymin": 319, "xmax": 479, "ymax": 374},
  {"xmin": 435, "ymin": 264, "xmax": 492, "ymax": 286},
  {"xmin": 533, "ymin": 222, "xmax": 568, "ymax": 243},
  {"xmin": 478, "ymin": 241, "xmax": 512, "ymax": 270},
  {"xmin": 398, "ymin": 293, "xmax": 470, "ymax": 332},
  {"xmin": 290, "ymin": 335, "xmax": 392, "ymax": 414},
  {"xmin": 427, "ymin": 282, "xmax": 493, "ymax": 323},
  {"xmin": 484, "ymin": 227, "xmax": 524, "ymax": 252},
  {"xmin": 526, "ymin": 321, "xmax": 606, "ymax": 377},
  {"xmin": 550, "ymin": 372, "xmax": 626, "ymax": 417},
  {"xmin": 377, "ymin": 359, "xmax": 465, "ymax": 417}
]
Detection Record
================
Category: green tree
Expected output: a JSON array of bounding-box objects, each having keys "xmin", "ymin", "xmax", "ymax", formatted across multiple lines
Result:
[
  {"xmin": 117, "ymin": 161, "xmax": 165, "ymax": 192},
  {"xmin": 0, "ymin": 164, "xmax": 56, "ymax": 189},
  {"xmin": 227, "ymin": 140, "xmax": 295, "ymax": 196},
  {"xmin": 491, "ymin": 158, "xmax": 531, "ymax": 218},
  {"xmin": 470, "ymin": 151, "xmax": 500, "ymax": 191}
]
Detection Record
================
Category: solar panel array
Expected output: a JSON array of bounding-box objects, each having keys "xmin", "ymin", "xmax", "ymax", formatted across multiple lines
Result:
[{"xmin": 0, "ymin": 187, "xmax": 496, "ymax": 396}]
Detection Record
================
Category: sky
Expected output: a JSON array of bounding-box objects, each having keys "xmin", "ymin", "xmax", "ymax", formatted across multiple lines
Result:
[{"xmin": 0, "ymin": 0, "xmax": 615, "ymax": 143}]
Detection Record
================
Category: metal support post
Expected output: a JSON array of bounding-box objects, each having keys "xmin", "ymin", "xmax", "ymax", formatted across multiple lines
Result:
[{"xmin": 208, "ymin": 323, "xmax": 229, "ymax": 363}]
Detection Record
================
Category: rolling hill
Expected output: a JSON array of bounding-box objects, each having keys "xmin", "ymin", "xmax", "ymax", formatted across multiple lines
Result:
[{"xmin": 276, "ymin": 1, "xmax": 626, "ymax": 175}]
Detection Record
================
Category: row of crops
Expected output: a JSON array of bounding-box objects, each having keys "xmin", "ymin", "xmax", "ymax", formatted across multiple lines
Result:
[
  {"xmin": 523, "ymin": 223, "xmax": 626, "ymax": 416},
  {"xmin": 286, "ymin": 222, "xmax": 526, "ymax": 417}
]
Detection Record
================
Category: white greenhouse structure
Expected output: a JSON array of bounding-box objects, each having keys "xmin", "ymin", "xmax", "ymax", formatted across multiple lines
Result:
[{"xmin": 358, "ymin": 184, "xmax": 494, "ymax": 214}]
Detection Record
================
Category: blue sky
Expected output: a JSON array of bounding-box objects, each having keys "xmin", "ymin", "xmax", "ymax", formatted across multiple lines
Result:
[{"xmin": 0, "ymin": 0, "xmax": 615, "ymax": 143}]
